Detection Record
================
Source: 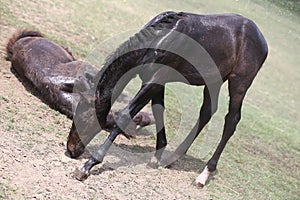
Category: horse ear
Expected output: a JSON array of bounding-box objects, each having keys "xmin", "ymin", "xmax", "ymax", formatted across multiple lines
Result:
[{"xmin": 61, "ymin": 45, "xmax": 75, "ymax": 60}]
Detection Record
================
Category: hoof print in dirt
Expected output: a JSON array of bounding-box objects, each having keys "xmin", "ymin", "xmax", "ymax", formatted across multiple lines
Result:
[{"xmin": 73, "ymin": 168, "xmax": 90, "ymax": 181}]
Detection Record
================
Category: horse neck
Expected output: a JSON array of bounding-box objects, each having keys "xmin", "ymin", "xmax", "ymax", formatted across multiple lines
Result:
[
  {"xmin": 93, "ymin": 27, "xmax": 160, "ymax": 126},
  {"xmin": 94, "ymin": 50, "xmax": 144, "ymax": 126}
]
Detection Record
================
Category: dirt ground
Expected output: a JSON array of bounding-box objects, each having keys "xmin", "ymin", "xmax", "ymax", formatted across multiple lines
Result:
[
  {"xmin": 0, "ymin": 34, "xmax": 209, "ymax": 200},
  {"xmin": 0, "ymin": 9, "xmax": 210, "ymax": 200}
]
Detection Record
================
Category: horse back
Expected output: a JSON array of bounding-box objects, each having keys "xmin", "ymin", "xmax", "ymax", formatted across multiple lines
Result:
[{"xmin": 143, "ymin": 12, "xmax": 268, "ymax": 81}]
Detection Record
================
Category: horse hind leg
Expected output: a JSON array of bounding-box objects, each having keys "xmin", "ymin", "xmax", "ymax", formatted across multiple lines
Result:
[
  {"xmin": 195, "ymin": 30, "xmax": 268, "ymax": 186},
  {"xmin": 195, "ymin": 70, "xmax": 257, "ymax": 187},
  {"xmin": 160, "ymin": 83, "xmax": 221, "ymax": 167}
]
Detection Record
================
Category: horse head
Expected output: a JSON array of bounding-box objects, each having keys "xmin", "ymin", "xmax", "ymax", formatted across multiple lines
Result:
[{"xmin": 67, "ymin": 92, "xmax": 100, "ymax": 158}]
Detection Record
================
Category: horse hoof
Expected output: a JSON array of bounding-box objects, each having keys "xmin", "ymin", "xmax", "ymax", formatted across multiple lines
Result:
[
  {"xmin": 194, "ymin": 177, "xmax": 206, "ymax": 188},
  {"xmin": 146, "ymin": 161, "xmax": 159, "ymax": 169},
  {"xmin": 73, "ymin": 168, "xmax": 90, "ymax": 181},
  {"xmin": 146, "ymin": 157, "xmax": 160, "ymax": 169},
  {"xmin": 193, "ymin": 180, "xmax": 205, "ymax": 188},
  {"xmin": 194, "ymin": 166, "xmax": 210, "ymax": 188}
]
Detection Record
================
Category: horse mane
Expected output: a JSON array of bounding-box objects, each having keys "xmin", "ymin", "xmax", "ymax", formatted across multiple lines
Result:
[
  {"xmin": 96, "ymin": 11, "xmax": 185, "ymax": 86},
  {"xmin": 5, "ymin": 29, "xmax": 44, "ymax": 61},
  {"xmin": 92, "ymin": 12, "xmax": 186, "ymax": 127},
  {"xmin": 101, "ymin": 28, "xmax": 156, "ymax": 71},
  {"xmin": 93, "ymin": 27, "xmax": 157, "ymax": 94},
  {"xmin": 105, "ymin": 12, "xmax": 184, "ymax": 64}
]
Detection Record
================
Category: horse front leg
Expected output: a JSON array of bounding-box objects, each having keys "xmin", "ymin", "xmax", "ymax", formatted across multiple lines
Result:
[
  {"xmin": 74, "ymin": 127, "xmax": 122, "ymax": 181},
  {"xmin": 147, "ymin": 85, "xmax": 166, "ymax": 168},
  {"xmin": 74, "ymin": 82, "xmax": 163, "ymax": 180}
]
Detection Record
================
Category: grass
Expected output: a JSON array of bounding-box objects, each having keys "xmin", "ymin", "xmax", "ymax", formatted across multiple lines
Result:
[
  {"xmin": 0, "ymin": 183, "xmax": 18, "ymax": 199},
  {"xmin": 257, "ymin": 0, "xmax": 300, "ymax": 14},
  {"xmin": 0, "ymin": 0, "xmax": 299, "ymax": 199}
]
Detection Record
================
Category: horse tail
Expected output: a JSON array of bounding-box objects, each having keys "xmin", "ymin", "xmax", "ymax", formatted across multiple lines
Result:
[{"xmin": 5, "ymin": 29, "xmax": 43, "ymax": 61}]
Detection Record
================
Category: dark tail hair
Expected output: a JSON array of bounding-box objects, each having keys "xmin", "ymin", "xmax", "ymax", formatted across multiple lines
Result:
[{"xmin": 5, "ymin": 29, "xmax": 43, "ymax": 61}]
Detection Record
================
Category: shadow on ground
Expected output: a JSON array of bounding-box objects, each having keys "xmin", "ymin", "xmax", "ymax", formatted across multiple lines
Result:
[{"xmin": 73, "ymin": 140, "xmax": 206, "ymax": 177}]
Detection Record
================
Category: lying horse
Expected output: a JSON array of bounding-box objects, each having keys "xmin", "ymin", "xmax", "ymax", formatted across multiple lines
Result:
[
  {"xmin": 5, "ymin": 29, "xmax": 155, "ymax": 156},
  {"xmin": 71, "ymin": 12, "xmax": 268, "ymax": 187},
  {"xmin": 6, "ymin": 29, "xmax": 90, "ymax": 118}
]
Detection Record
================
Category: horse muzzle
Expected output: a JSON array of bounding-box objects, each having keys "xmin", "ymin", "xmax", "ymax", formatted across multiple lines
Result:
[{"xmin": 67, "ymin": 141, "xmax": 85, "ymax": 158}]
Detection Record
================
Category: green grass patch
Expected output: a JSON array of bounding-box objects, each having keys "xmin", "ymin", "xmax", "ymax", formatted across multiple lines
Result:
[{"xmin": 0, "ymin": 182, "xmax": 18, "ymax": 199}]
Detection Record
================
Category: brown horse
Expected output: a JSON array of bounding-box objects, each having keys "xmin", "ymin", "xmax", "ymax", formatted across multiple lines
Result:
[
  {"xmin": 72, "ymin": 11, "xmax": 268, "ymax": 187},
  {"xmin": 5, "ymin": 29, "xmax": 155, "ymax": 156}
]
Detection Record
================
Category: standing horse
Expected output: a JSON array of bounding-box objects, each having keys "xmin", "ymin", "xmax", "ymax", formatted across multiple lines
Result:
[{"xmin": 71, "ymin": 11, "xmax": 268, "ymax": 187}]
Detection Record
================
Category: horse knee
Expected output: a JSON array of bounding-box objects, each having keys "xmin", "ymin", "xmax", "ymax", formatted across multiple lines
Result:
[
  {"xmin": 156, "ymin": 126, "xmax": 167, "ymax": 144},
  {"xmin": 161, "ymin": 136, "xmax": 167, "ymax": 147},
  {"xmin": 116, "ymin": 109, "xmax": 133, "ymax": 130},
  {"xmin": 158, "ymin": 137, "xmax": 167, "ymax": 149}
]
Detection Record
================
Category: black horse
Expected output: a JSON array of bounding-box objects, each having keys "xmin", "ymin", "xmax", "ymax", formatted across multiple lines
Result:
[{"xmin": 71, "ymin": 11, "xmax": 268, "ymax": 187}]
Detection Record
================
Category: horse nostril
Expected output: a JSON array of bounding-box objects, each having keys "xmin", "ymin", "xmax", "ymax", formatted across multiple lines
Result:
[
  {"xmin": 69, "ymin": 150, "xmax": 80, "ymax": 159},
  {"xmin": 66, "ymin": 146, "xmax": 78, "ymax": 158},
  {"xmin": 67, "ymin": 143, "xmax": 85, "ymax": 159},
  {"xmin": 66, "ymin": 148, "xmax": 75, "ymax": 158},
  {"xmin": 70, "ymin": 152, "xmax": 76, "ymax": 158}
]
